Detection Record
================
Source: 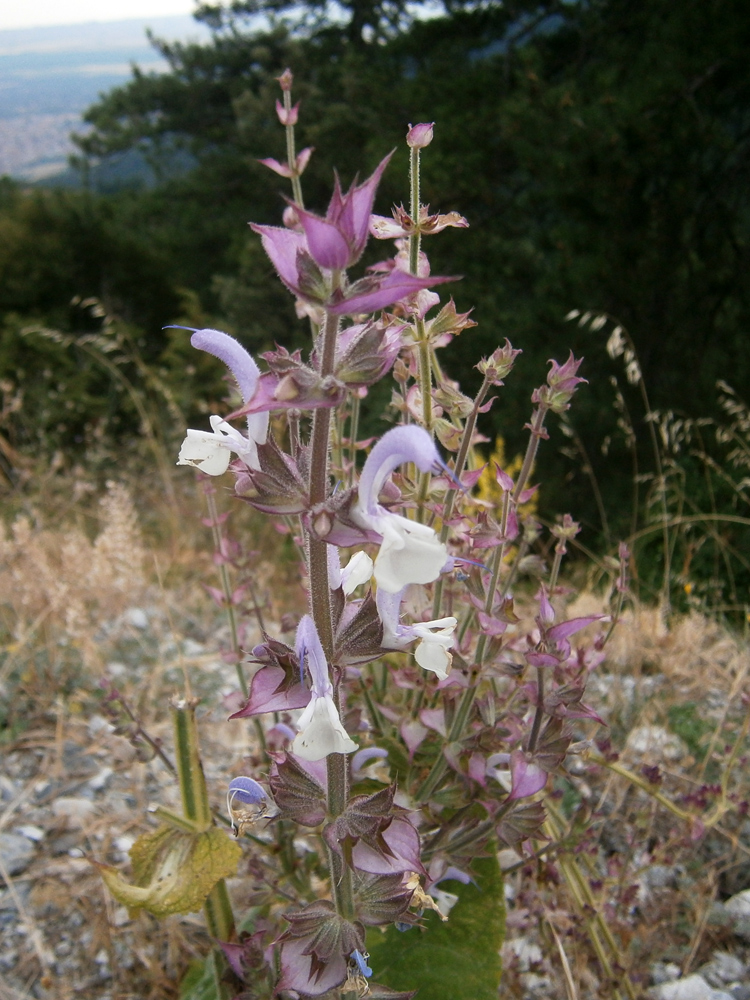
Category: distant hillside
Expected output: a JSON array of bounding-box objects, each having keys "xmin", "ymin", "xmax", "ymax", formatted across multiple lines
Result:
[{"xmin": 0, "ymin": 16, "xmax": 211, "ymax": 180}]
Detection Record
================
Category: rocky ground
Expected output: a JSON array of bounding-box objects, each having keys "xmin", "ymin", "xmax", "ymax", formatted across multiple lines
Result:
[{"xmin": 1, "ymin": 596, "xmax": 750, "ymax": 1000}]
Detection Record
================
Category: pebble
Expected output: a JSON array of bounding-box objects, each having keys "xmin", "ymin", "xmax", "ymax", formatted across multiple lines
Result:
[
  {"xmin": 14, "ymin": 824, "xmax": 44, "ymax": 842},
  {"xmin": 52, "ymin": 796, "xmax": 97, "ymax": 825},
  {"xmin": 651, "ymin": 974, "xmax": 734, "ymax": 1000},
  {"xmin": 0, "ymin": 831, "xmax": 35, "ymax": 875},
  {"xmin": 626, "ymin": 725, "xmax": 690, "ymax": 762},
  {"xmin": 725, "ymin": 892, "xmax": 750, "ymax": 919},
  {"xmin": 123, "ymin": 607, "xmax": 149, "ymax": 629},
  {"xmin": 700, "ymin": 953, "xmax": 746, "ymax": 987},
  {"xmin": 652, "ymin": 963, "xmax": 683, "ymax": 985},
  {"xmin": 503, "ymin": 936, "xmax": 543, "ymax": 970}
]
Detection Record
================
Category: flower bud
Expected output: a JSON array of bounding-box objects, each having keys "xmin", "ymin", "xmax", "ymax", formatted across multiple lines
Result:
[
  {"xmin": 406, "ymin": 122, "xmax": 434, "ymax": 149},
  {"xmin": 476, "ymin": 340, "xmax": 522, "ymax": 386},
  {"xmin": 276, "ymin": 67, "xmax": 293, "ymax": 91}
]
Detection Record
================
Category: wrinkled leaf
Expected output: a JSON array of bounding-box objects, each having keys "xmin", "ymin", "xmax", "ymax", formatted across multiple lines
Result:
[
  {"xmin": 96, "ymin": 823, "xmax": 241, "ymax": 919},
  {"xmin": 366, "ymin": 854, "xmax": 505, "ymax": 1000}
]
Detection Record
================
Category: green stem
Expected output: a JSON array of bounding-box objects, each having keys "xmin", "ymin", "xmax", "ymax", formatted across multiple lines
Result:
[
  {"xmin": 204, "ymin": 881, "xmax": 235, "ymax": 941},
  {"xmin": 415, "ymin": 318, "xmax": 433, "ymax": 432},
  {"xmin": 205, "ymin": 488, "xmax": 247, "ymax": 698},
  {"xmin": 172, "ymin": 699, "xmax": 236, "ymax": 941},
  {"xmin": 513, "ymin": 404, "xmax": 548, "ymax": 502},
  {"xmin": 172, "ymin": 697, "xmax": 211, "ymax": 828},
  {"xmin": 408, "ymin": 146, "xmax": 421, "ymax": 274},
  {"xmin": 347, "ymin": 394, "xmax": 360, "ymax": 488},
  {"xmin": 283, "ymin": 90, "xmax": 304, "ymax": 208}
]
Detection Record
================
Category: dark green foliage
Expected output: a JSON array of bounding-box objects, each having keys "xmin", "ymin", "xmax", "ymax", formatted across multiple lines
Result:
[
  {"xmin": 366, "ymin": 854, "xmax": 505, "ymax": 999},
  {"xmin": 5, "ymin": 0, "xmax": 750, "ymax": 571}
]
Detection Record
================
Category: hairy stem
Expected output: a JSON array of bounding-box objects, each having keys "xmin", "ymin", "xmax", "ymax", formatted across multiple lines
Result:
[
  {"xmin": 432, "ymin": 372, "xmax": 493, "ymax": 617},
  {"xmin": 307, "ymin": 303, "xmax": 356, "ymax": 924}
]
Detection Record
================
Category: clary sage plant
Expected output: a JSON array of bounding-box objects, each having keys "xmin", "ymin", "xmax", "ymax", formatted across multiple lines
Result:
[{"xmin": 99, "ymin": 70, "xmax": 623, "ymax": 1000}]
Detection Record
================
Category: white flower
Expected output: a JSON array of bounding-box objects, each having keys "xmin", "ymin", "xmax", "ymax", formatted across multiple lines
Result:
[
  {"xmin": 376, "ymin": 587, "xmax": 456, "ymax": 680},
  {"xmin": 291, "ymin": 695, "xmax": 358, "ymax": 760},
  {"xmin": 177, "ymin": 414, "xmax": 263, "ymax": 475},
  {"xmin": 290, "ymin": 615, "xmax": 358, "ymax": 762},
  {"xmin": 412, "ymin": 620, "xmax": 457, "ymax": 680},
  {"xmin": 175, "ymin": 328, "xmax": 269, "ymax": 475},
  {"xmin": 328, "ymin": 548, "xmax": 375, "ymax": 595},
  {"xmin": 372, "ymin": 513, "xmax": 448, "ymax": 594},
  {"xmin": 354, "ymin": 426, "xmax": 450, "ymax": 594}
]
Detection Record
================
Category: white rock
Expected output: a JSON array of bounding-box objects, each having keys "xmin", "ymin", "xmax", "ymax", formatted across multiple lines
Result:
[
  {"xmin": 52, "ymin": 796, "xmax": 97, "ymax": 824},
  {"xmin": 123, "ymin": 607, "xmax": 148, "ymax": 629},
  {"xmin": 182, "ymin": 639, "xmax": 205, "ymax": 657},
  {"xmin": 0, "ymin": 832, "xmax": 35, "ymax": 875},
  {"xmin": 88, "ymin": 767, "xmax": 113, "ymax": 791},
  {"xmin": 724, "ymin": 890, "xmax": 750, "ymax": 918},
  {"xmin": 700, "ymin": 952, "xmax": 745, "ymax": 986},
  {"xmin": 626, "ymin": 725, "xmax": 689, "ymax": 762},
  {"xmin": 503, "ymin": 937, "xmax": 543, "ymax": 971},
  {"xmin": 651, "ymin": 974, "xmax": 733, "ymax": 1000},
  {"xmin": 87, "ymin": 714, "xmax": 112, "ymax": 736},
  {"xmin": 14, "ymin": 824, "xmax": 44, "ymax": 842},
  {"xmin": 652, "ymin": 963, "xmax": 683, "ymax": 985}
]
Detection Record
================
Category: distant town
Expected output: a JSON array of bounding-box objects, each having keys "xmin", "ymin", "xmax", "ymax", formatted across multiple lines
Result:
[{"xmin": 0, "ymin": 15, "xmax": 210, "ymax": 180}]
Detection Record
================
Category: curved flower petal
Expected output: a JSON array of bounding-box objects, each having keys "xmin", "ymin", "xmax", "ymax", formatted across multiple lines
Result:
[
  {"xmin": 296, "ymin": 615, "xmax": 331, "ymax": 696},
  {"xmin": 373, "ymin": 513, "xmax": 449, "ymax": 593},
  {"xmin": 413, "ymin": 624, "xmax": 456, "ymax": 680},
  {"xmin": 349, "ymin": 816, "xmax": 425, "ymax": 875},
  {"xmin": 296, "ymin": 207, "xmax": 352, "ymax": 270},
  {"xmin": 509, "ymin": 749, "xmax": 548, "ymax": 800},
  {"xmin": 358, "ymin": 425, "xmax": 443, "ymax": 512},
  {"xmin": 340, "ymin": 551, "xmax": 374, "ymax": 595},
  {"xmin": 291, "ymin": 695, "xmax": 358, "ymax": 761},
  {"xmin": 250, "ymin": 223, "xmax": 309, "ymax": 297},
  {"xmin": 177, "ymin": 428, "xmax": 233, "ymax": 476}
]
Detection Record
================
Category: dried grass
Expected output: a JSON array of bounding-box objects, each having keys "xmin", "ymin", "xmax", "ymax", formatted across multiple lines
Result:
[{"xmin": 1, "ymin": 470, "xmax": 749, "ymax": 999}]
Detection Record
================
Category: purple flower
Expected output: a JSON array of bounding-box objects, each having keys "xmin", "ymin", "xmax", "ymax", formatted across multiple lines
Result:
[
  {"xmin": 353, "ymin": 426, "xmax": 450, "ymax": 593},
  {"xmin": 508, "ymin": 750, "xmax": 548, "ymax": 801},
  {"xmin": 229, "ymin": 666, "xmax": 311, "ymax": 717},
  {"xmin": 294, "ymin": 153, "xmax": 392, "ymax": 271},
  {"xmin": 291, "ymin": 616, "xmax": 358, "ymax": 761}
]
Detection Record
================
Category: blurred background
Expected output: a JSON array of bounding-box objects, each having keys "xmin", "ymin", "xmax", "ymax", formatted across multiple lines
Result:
[{"xmin": 1, "ymin": 0, "xmax": 749, "ymax": 611}]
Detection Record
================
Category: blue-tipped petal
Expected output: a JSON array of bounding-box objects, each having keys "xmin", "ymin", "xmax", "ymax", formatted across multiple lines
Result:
[
  {"xmin": 228, "ymin": 776, "xmax": 267, "ymax": 805},
  {"xmin": 350, "ymin": 949, "xmax": 373, "ymax": 978}
]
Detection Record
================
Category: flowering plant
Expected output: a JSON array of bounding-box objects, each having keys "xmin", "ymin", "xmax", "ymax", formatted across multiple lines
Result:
[{"xmin": 102, "ymin": 71, "xmax": 624, "ymax": 1000}]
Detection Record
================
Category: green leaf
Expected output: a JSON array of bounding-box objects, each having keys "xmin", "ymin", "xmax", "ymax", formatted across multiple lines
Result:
[
  {"xmin": 95, "ymin": 823, "xmax": 242, "ymax": 919},
  {"xmin": 366, "ymin": 854, "xmax": 505, "ymax": 1000},
  {"xmin": 179, "ymin": 953, "xmax": 223, "ymax": 1000}
]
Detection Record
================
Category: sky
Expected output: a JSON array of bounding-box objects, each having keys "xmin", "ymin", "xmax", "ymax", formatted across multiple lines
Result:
[{"xmin": 0, "ymin": 1, "xmax": 199, "ymax": 31}]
